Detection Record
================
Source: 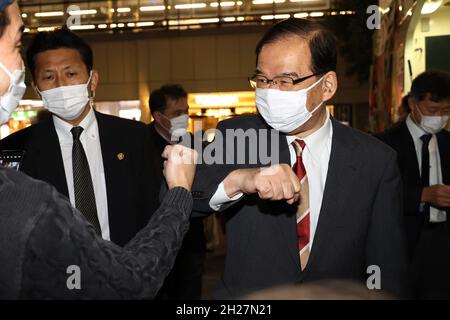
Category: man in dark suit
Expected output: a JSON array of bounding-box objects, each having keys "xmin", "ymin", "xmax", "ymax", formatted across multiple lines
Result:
[
  {"xmin": 377, "ymin": 70, "xmax": 450, "ymax": 299},
  {"xmin": 0, "ymin": 28, "xmax": 155, "ymax": 247},
  {"xmin": 191, "ymin": 18, "xmax": 408, "ymax": 299},
  {"xmin": 148, "ymin": 84, "xmax": 206, "ymax": 299}
]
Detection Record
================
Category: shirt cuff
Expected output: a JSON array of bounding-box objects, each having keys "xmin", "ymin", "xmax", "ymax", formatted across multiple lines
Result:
[{"xmin": 209, "ymin": 182, "xmax": 243, "ymax": 211}]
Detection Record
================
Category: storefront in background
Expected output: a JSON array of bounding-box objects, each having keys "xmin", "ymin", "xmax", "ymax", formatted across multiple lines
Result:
[{"xmin": 370, "ymin": 0, "xmax": 450, "ymax": 132}]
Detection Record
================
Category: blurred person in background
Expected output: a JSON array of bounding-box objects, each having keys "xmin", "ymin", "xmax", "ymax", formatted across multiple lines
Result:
[
  {"xmin": 148, "ymin": 84, "xmax": 206, "ymax": 300},
  {"xmin": 377, "ymin": 70, "xmax": 450, "ymax": 299}
]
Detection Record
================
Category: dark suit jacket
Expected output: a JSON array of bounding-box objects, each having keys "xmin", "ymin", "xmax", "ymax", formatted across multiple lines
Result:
[
  {"xmin": 376, "ymin": 122, "xmax": 450, "ymax": 255},
  {"xmin": 0, "ymin": 111, "xmax": 156, "ymax": 247},
  {"xmin": 147, "ymin": 122, "xmax": 206, "ymax": 299},
  {"xmin": 192, "ymin": 114, "xmax": 408, "ymax": 299}
]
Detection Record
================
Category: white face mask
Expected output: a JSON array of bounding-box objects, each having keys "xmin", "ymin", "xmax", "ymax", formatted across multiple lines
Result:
[
  {"xmin": 38, "ymin": 72, "xmax": 93, "ymax": 121},
  {"xmin": 162, "ymin": 113, "xmax": 189, "ymax": 140},
  {"xmin": 0, "ymin": 62, "xmax": 26, "ymax": 125},
  {"xmin": 256, "ymin": 76, "xmax": 324, "ymax": 133},
  {"xmin": 415, "ymin": 104, "xmax": 449, "ymax": 134}
]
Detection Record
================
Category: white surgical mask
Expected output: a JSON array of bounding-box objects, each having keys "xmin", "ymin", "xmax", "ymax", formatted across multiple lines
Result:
[
  {"xmin": 415, "ymin": 104, "xmax": 449, "ymax": 134},
  {"xmin": 256, "ymin": 76, "xmax": 324, "ymax": 133},
  {"xmin": 38, "ymin": 72, "xmax": 93, "ymax": 121},
  {"xmin": 166, "ymin": 114, "xmax": 189, "ymax": 140},
  {"xmin": 0, "ymin": 62, "xmax": 26, "ymax": 125}
]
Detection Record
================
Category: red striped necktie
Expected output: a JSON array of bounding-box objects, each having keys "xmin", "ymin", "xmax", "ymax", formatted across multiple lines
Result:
[{"xmin": 292, "ymin": 139, "xmax": 310, "ymax": 270}]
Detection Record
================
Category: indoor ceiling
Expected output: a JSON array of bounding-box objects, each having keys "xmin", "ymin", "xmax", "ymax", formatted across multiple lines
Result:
[{"xmin": 18, "ymin": 0, "xmax": 354, "ymax": 33}]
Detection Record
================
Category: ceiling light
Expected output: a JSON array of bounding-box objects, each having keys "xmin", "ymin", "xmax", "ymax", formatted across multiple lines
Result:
[
  {"xmin": 140, "ymin": 5, "xmax": 166, "ymax": 11},
  {"xmin": 421, "ymin": 0, "xmax": 442, "ymax": 14},
  {"xmin": 136, "ymin": 21, "xmax": 155, "ymax": 27},
  {"xmin": 253, "ymin": 0, "xmax": 285, "ymax": 4},
  {"xmin": 294, "ymin": 12, "xmax": 309, "ymax": 18},
  {"xmin": 70, "ymin": 24, "xmax": 96, "ymax": 30},
  {"xmin": 68, "ymin": 9, "xmax": 97, "ymax": 15},
  {"xmin": 35, "ymin": 11, "xmax": 64, "ymax": 17},
  {"xmin": 174, "ymin": 3, "xmax": 207, "ymax": 9}
]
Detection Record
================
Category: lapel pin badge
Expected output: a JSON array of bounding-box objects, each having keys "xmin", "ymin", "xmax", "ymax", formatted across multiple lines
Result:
[{"xmin": 117, "ymin": 153, "xmax": 125, "ymax": 161}]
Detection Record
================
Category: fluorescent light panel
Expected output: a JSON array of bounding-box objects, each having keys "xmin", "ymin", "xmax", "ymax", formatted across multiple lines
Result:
[
  {"xmin": 140, "ymin": 5, "xmax": 166, "ymax": 11},
  {"xmin": 174, "ymin": 3, "xmax": 207, "ymax": 9},
  {"xmin": 35, "ymin": 11, "xmax": 64, "ymax": 17},
  {"xmin": 70, "ymin": 24, "xmax": 96, "ymax": 30},
  {"xmin": 68, "ymin": 9, "xmax": 97, "ymax": 15}
]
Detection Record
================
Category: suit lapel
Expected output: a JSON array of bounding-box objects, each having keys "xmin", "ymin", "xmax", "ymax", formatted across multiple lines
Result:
[
  {"xmin": 305, "ymin": 119, "xmax": 361, "ymax": 271},
  {"xmin": 399, "ymin": 122, "xmax": 421, "ymax": 183},
  {"xmin": 96, "ymin": 111, "xmax": 123, "ymax": 240},
  {"xmin": 33, "ymin": 117, "xmax": 69, "ymax": 198}
]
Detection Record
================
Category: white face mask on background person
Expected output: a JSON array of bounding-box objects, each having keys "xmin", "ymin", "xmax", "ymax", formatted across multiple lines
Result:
[
  {"xmin": 163, "ymin": 113, "xmax": 189, "ymax": 140},
  {"xmin": 256, "ymin": 76, "xmax": 324, "ymax": 133},
  {"xmin": 415, "ymin": 104, "xmax": 449, "ymax": 134},
  {"xmin": 0, "ymin": 61, "xmax": 26, "ymax": 125},
  {"xmin": 38, "ymin": 71, "xmax": 93, "ymax": 121}
]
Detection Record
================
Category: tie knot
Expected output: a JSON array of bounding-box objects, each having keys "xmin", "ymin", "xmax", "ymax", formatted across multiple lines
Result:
[
  {"xmin": 420, "ymin": 134, "xmax": 432, "ymax": 145},
  {"xmin": 292, "ymin": 139, "xmax": 306, "ymax": 157},
  {"xmin": 71, "ymin": 126, "xmax": 84, "ymax": 141}
]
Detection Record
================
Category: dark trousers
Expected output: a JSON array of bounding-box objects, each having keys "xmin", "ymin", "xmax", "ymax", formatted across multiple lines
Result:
[{"xmin": 410, "ymin": 222, "xmax": 450, "ymax": 299}]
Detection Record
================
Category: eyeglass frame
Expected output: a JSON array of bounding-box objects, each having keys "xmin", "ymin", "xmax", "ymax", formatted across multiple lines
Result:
[{"xmin": 248, "ymin": 73, "xmax": 321, "ymax": 90}]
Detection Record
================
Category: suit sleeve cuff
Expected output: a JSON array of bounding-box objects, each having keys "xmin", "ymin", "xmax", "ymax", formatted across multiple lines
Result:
[{"xmin": 209, "ymin": 182, "xmax": 243, "ymax": 211}]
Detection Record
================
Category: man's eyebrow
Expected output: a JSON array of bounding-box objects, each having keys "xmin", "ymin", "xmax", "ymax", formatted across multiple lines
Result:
[{"xmin": 281, "ymin": 72, "xmax": 299, "ymax": 78}]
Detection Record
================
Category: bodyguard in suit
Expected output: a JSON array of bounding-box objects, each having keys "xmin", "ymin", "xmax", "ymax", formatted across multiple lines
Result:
[
  {"xmin": 148, "ymin": 84, "xmax": 206, "ymax": 300},
  {"xmin": 192, "ymin": 18, "xmax": 408, "ymax": 299},
  {"xmin": 377, "ymin": 70, "xmax": 450, "ymax": 299},
  {"xmin": 0, "ymin": 28, "xmax": 155, "ymax": 247}
]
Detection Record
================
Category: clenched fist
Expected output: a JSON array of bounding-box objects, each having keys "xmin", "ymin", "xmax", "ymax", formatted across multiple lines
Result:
[
  {"xmin": 162, "ymin": 144, "xmax": 198, "ymax": 191},
  {"xmin": 224, "ymin": 163, "xmax": 301, "ymax": 204}
]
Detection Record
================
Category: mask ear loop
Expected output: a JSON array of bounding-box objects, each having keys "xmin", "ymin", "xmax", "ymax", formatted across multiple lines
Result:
[
  {"xmin": 0, "ymin": 63, "xmax": 14, "ymax": 93},
  {"xmin": 0, "ymin": 62, "xmax": 13, "ymax": 78},
  {"xmin": 411, "ymin": 102, "xmax": 424, "ymax": 126}
]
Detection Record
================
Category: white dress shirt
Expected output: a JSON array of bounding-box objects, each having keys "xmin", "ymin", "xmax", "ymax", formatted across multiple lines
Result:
[
  {"xmin": 406, "ymin": 114, "xmax": 447, "ymax": 223},
  {"xmin": 53, "ymin": 107, "xmax": 111, "ymax": 240},
  {"xmin": 210, "ymin": 110, "xmax": 333, "ymax": 248}
]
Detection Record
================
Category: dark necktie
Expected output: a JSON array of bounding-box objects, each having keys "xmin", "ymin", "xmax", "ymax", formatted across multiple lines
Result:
[
  {"xmin": 71, "ymin": 126, "xmax": 101, "ymax": 235},
  {"xmin": 420, "ymin": 133, "xmax": 432, "ymax": 220}
]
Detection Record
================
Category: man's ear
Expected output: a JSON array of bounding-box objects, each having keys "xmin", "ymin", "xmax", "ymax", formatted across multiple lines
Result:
[
  {"xmin": 407, "ymin": 96, "xmax": 416, "ymax": 112},
  {"xmin": 321, "ymin": 71, "xmax": 338, "ymax": 102},
  {"xmin": 153, "ymin": 111, "xmax": 162, "ymax": 123},
  {"xmin": 89, "ymin": 70, "xmax": 99, "ymax": 95}
]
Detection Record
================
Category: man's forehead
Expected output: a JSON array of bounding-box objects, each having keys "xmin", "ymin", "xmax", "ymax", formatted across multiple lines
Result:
[
  {"xmin": 422, "ymin": 96, "xmax": 450, "ymax": 107},
  {"xmin": 35, "ymin": 49, "xmax": 83, "ymax": 69},
  {"xmin": 168, "ymin": 97, "xmax": 188, "ymax": 106}
]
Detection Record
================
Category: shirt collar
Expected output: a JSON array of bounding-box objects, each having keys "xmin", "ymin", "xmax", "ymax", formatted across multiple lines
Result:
[
  {"xmin": 53, "ymin": 106, "xmax": 97, "ymax": 143},
  {"xmin": 406, "ymin": 113, "xmax": 428, "ymax": 141},
  {"xmin": 286, "ymin": 109, "xmax": 332, "ymax": 156}
]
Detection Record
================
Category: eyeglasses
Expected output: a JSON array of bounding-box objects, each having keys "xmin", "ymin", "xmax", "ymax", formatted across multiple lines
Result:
[{"xmin": 249, "ymin": 73, "xmax": 319, "ymax": 91}]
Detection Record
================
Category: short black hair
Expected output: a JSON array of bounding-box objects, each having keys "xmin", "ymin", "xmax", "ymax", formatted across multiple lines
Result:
[
  {"xmin": 255, "ymin": 18, "xmax": 337, "ymax": 75},
  {"xmin": 410, "ymin": 70, "xmax": 450, "ymax": 102},
  {"xmin": 26, "ymin": 27, "xmax": 93, "ymax": 79},
  {"xmin": 149, "ymin": 84, "xmax": 187, "ymax": 115}
]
